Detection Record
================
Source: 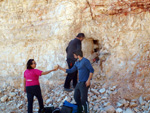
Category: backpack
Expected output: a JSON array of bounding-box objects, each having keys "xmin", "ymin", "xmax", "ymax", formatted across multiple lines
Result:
[
  {"xmin": 61, "ymin": 100, "xmax": 78, "ymax": 113},
  {"xmin": 40, "ymin": 107, "xmax": 60, "ymax": 113},
  {"xmin": 61, "ymin": 106, "xmax": 72, "ymax": 113},
  {"xmin": 52, "ymin": 108, "xmax": 61, "ymax": 113},
  {"xmin": 40, "ymin": 107, "xmax": 54, "ymax": 113}
]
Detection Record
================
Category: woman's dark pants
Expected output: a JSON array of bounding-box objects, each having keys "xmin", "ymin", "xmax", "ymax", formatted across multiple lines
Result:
[{"xmin": 26, "ymin": 85, "xmax": 44, "ymax": 113}]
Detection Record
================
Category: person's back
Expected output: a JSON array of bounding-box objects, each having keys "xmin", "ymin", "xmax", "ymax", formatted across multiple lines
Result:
[{"xmin": 66, "ymin": 38, "xmax": 81, "ymax": 61}]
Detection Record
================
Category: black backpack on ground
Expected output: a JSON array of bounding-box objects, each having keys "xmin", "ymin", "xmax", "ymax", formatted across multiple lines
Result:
[
  {"xmin": 52, "ymin": 108, "xmax": 61, "ymax": 113},
  {"xmin": 40, "ymin": 107, "xmax": 60, "ymax": 113},
  {"xmin": 45, "ymin": 107, "xmax": 54, "ymax": 113},
  {"xmin": 61, "ymin": 106, "xmax": 73, "ymax": 113}
]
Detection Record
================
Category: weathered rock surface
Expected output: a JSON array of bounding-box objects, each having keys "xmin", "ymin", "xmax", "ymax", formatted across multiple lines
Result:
[
  {"xmin": 116, "ymin": 108, "xmax": 123, "ymax": 113},
  {"xmin": 99, "ymin": 88, "xmax": 106, "ymax": 94},
  {"xmin": 9, "ymin": 92, "xmax": 16, "ymax": 97},
  {"xmin": 1, "ymin": 82, "xmax": 150, "ymax": 112},
  {"xmin": 124, "ymin": 108, "xmax": 134, "ymax": 113},
  {"xmin": 0, "ymin": 0, "xmax": 150, "ymax": 112},
  {"xmin": 104, "ymin": 105, "xmax": 115, "ymax": 113},
  {"xmin": 1, "ymin": 95, "xmax": 8, "ymax": 102},
  {"xmin": 0, "ymin": 0, "xmax": 149, "ymax": 97}
]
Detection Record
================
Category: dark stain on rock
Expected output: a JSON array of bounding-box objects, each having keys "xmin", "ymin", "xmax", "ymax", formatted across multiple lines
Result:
[{"xmin": 92, "ymin": 0, "xmax": 150, "ymax": 16}]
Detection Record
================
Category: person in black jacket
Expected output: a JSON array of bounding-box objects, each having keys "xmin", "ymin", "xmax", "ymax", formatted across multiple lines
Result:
[{"xmin": 64, "ymin": 33, "xmax": 85, "ymax": 92}]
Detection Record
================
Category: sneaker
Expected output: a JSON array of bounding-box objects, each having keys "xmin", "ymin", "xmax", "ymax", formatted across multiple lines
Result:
[{"xmin": 64, "ymin": 88, "xmax": 73, "ymax": 92}]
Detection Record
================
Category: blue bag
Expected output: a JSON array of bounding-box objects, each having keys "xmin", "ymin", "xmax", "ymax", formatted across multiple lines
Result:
[{"xmin": 62, "ymin": 100, "xmax": 78, "ymax": 113}]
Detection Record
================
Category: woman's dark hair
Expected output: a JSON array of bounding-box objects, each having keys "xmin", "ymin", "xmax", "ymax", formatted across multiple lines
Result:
[
  {"xmin": 76, "ymin": 33, "xmax": 85, "ymax": 38},
  {"xmin": 27, "ymin": 59, "xmax": 34, "ymax": 69},
  {"xmin": 74, "ymin": 50, "xmax": 83, "ymax": 57}
]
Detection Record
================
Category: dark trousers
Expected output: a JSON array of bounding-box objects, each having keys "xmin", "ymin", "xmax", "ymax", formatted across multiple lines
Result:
[
  {"xmin": 26, "ymin": 85, "xmax": 44, "ymax": 113},
  {"xmin": 74, "ymin": 82, "xmax": 89, "ymax": 113},
  {"xmin": 64, "ymin": 59, "xmax": 77, "ymax": 89}
]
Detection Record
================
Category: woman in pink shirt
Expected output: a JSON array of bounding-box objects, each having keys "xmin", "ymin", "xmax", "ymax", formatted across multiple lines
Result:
[{"xmin": 24, "ymin": 59, "xmax": 58, "ymax": 113}]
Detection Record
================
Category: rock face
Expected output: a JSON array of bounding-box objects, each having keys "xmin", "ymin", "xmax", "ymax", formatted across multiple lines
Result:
[
  {"xmin": 104, "ymin": 105, "xmax": 115, "ymax": 113},
  {"xmin": 124, "ymin": 108, "xmax": 134, "ymax": 113},
  {"xmin": 1, "ymin": 95, "xmax": 8, "ymax": 102},
  {"xmin": 116, "ymin": 108, "xmax": 123, "ymax": 113},
  {"xmin": 0, "ymin": 0, "xmax": 150, "ymax": 109},
  {"xmin": 9, "ymin": 92, "xmax": 16, "ymax": 97}
]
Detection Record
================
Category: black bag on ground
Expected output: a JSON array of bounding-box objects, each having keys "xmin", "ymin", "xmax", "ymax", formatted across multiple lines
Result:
[
  {"xmin": 40, "ymin": 107, "xmax": 60, "ymax": 113},
  {"xmin": 61, "ymin": 106, "xmax": 73, "ymax": 113},
  {"xmin": 40, "ymin": 106, "xmax": 54, "ymax": 113},
  {"xmin": 52, "ymin": 108, "xmax": 61, "ymax": 113}
]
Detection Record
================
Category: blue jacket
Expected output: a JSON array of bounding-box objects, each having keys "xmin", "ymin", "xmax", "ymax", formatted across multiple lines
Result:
[{"xmin": 66, "ymin": 57, "xmax": 94, "ymax": 82}]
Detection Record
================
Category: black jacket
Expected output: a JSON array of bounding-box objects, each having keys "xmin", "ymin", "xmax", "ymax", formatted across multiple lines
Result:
[{"xmin": 66, "ymin": 38, "xmax": 81, "ymax": 61}]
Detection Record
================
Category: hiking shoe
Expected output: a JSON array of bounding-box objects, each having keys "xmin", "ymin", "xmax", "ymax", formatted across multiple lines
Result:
[{"xmin": 64, "ymin": 88, "xmax": 73, "ymax": 92}]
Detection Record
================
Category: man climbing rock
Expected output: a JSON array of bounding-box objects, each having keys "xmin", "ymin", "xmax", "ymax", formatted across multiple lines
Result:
[
  {"xmin": 64, "ymin": 33, "xmax": 85, "ymax": 92},
  {"xmin": 59, "ymin": 50, "xmax": 94, "ymax": 113}
]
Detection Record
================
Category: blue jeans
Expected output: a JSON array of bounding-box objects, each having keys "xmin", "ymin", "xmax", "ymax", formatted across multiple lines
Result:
[
  {"xmin": 74, "ymin": 82, "xmax": 89, "ymax": 113},
  {"xmin": 26, "ymin": 85, "xmax": 44, "ymax": 113}
]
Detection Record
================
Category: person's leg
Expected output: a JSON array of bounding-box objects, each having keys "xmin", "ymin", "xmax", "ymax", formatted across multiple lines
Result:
[
  {"xmin": 26, "ymin": 87, "xmax": 34, "ymax": 113},
  {"xmin": 74, "ymin": 83, "xmax": 82, "ymax": 113},
  {"xmin": 79, "ymin": 82, "xmax": 89, "ymax": 113},
  {"xmin": 64, "ymin": 59, "xmax": 73, "ymax": 89},
  {"xmin": 34, "ymin": 86, "xmax": 44, "ymax": 112},
  {"xmin": 72, "ymin": 70, "xmax": 77, "ymax": 88},
  {"xmin": 64, "ymin": 74, "xmax": 73, "ymax": 89},
  {"xmin": 68, "ymin": 59, "xmax": 77, "ymax": 88}
]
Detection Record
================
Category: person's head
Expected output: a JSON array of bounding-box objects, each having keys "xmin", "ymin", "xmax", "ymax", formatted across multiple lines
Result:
[
  {"xmin": 73, "ymin": 50, "xmax": 83, "ymax": 59},
  {"xmin": 26, "ymin": 59, "xmax": 36, "ymax": 69},
  {"xmin": 76, "ymin": 33, "xmax": 85, "ymax": 41}
]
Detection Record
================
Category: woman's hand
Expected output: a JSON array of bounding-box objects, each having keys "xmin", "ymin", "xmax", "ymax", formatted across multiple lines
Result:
[
  {"xmin": 58, "ymin": 65, "xmax": 62, "ymax": 70},
  {"xmin": 53, "ymin": 65, "xmax": 59, "ymax": 71},
  {"xmin": 42, "ymin": 67, "xmax": 58, "ymax": 75},
  {"xmin": 53, "ymin": 68, "xmax": 58, "ymax": 71}
]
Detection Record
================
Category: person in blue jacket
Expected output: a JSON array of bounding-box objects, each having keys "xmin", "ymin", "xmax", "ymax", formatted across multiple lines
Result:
[{"xmin": 59, "ymin": 50, "xmax": 94, "ymax": 113}]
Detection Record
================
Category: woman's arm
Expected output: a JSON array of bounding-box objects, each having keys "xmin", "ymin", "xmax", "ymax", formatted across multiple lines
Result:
[
  {"xmin": 59, "ymin": 65, "xmax": 77, "ymax": 74},
  {"xmin": 41, "ymin": 68, "xmax": 58, "ymax": 75},
  {"xmin": 24, "ymin": 78, "xmax": 26, "ymax": 93}
]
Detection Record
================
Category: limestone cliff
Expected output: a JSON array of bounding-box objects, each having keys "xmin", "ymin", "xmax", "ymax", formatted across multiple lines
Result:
[{"xmin": 0, "ymin": 0, "xmax": 150, "ymax": 99}]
